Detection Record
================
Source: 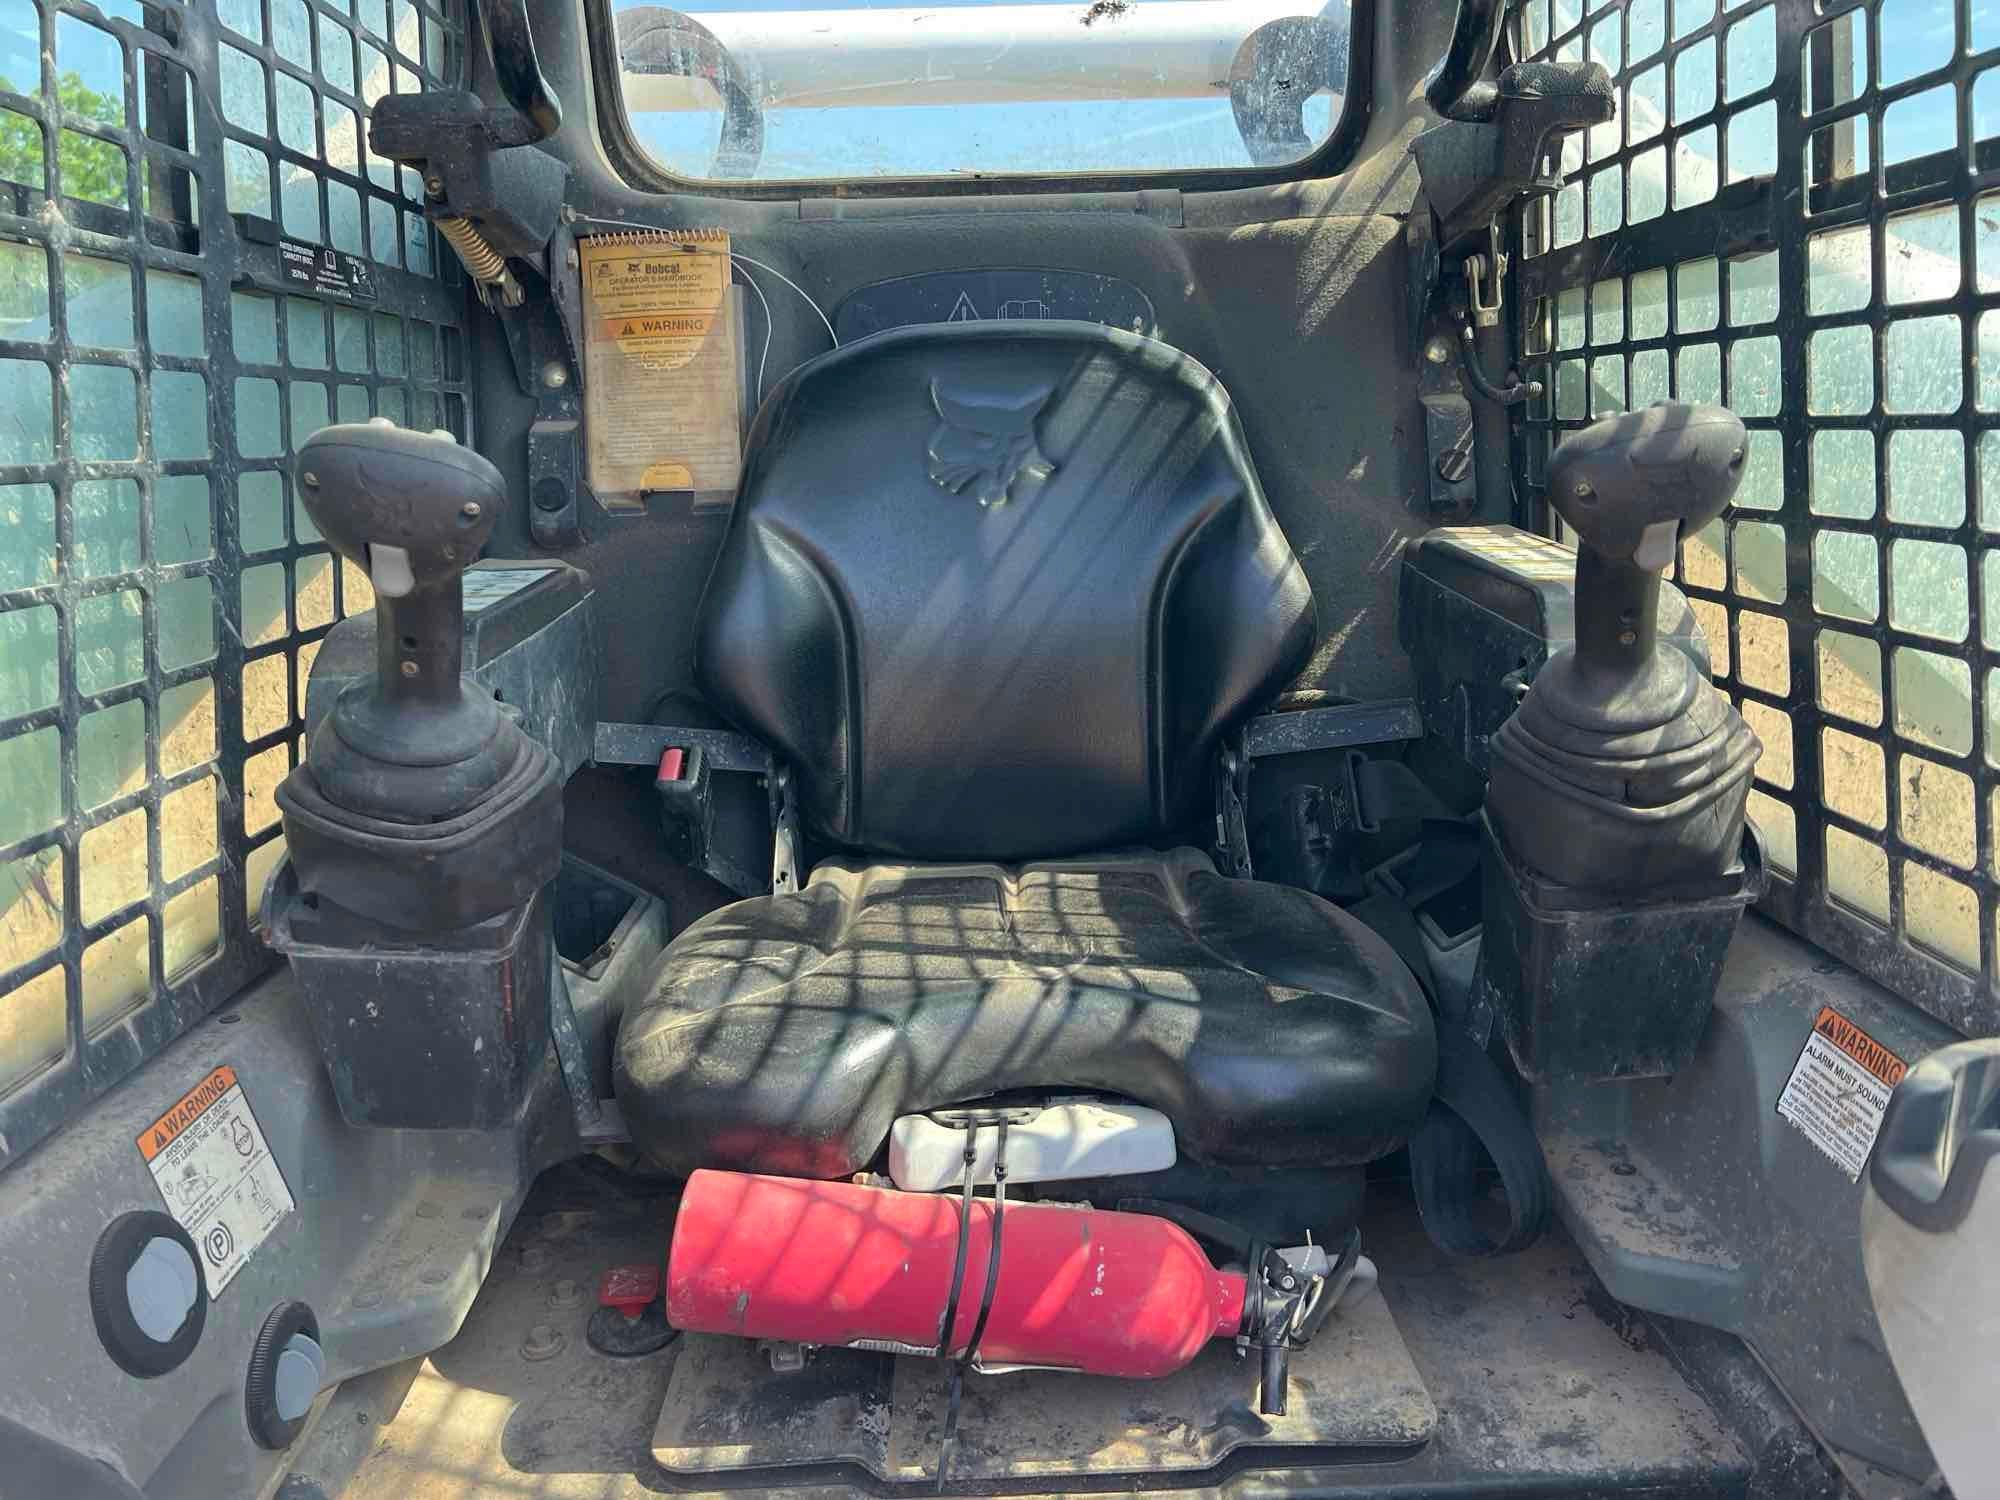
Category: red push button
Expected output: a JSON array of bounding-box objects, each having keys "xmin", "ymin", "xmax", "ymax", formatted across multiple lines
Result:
[
  {"xmin": 599, "ymin": 1263, "xmax": 661, "ymax": 1319},
  {"xmin": 656, "ymin": 747, "xmax": 686, "ymax": 783}
]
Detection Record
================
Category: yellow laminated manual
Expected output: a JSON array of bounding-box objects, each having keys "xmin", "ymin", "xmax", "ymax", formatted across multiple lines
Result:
[{"xmin": 580, "ymin": 229, "xmax": 740, "ymax": 497}]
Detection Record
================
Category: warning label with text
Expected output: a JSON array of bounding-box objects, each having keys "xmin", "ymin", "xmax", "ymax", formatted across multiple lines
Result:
[
  {"xmin": 1776, "ymin": 1006, "xmax": 1907, "ymax": 1182},
  {"xmin": 579, "ymin": 232, "xmax": 740, "ymax": 497},
  {"xmin": 137, "ymin": 1065, "xmax": 295, "ymax": 1297}
]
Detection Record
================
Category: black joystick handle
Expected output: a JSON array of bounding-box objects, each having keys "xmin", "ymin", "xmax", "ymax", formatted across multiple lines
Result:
[
  {"xmin": 296, "ymin": 420, "xmax": 505, "ymax": 710},
  {"xmin": 1547, "ymin": 403, "xmax": 1745, "ymax": 684}
]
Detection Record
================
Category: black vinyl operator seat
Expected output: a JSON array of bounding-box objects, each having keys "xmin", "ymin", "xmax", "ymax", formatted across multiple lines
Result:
[{"xmin": 614, "ymin": 322, "xmax": 1436, "ymax": 1178}]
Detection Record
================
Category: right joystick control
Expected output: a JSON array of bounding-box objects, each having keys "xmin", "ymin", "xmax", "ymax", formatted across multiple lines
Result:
[
  {"xmin": 1550, "ymin": 401, "xmax": 1746, "ymax": 693},
  {"xmin": 1487, "ymin": 402, "xmax": 1762, "ymax": 892}
]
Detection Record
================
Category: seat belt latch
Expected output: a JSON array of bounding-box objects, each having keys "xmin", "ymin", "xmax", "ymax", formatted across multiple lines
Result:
[
  {"xmin": 653, "ymin": 742, "xmax": 714, "ymax": 868},
  {"xmin": 1214, "ymin": 740, "xmax": 1253, "ymax": 879}
]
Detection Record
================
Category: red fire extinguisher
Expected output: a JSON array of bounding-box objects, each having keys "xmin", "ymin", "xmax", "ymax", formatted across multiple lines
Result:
[{"xmin": 665, "ymin": 1168, "xmax": 1360, "ymax": 1410}]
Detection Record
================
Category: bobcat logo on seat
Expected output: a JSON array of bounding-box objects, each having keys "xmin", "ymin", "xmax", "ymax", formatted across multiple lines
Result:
[{"xmin": 925, "ymin": 380, "xmax": 1056, "ymax": 507}]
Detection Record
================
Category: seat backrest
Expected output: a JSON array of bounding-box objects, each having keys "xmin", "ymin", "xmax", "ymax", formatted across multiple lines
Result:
[{"xmin": 697, "ymin": 321, "xmax": 1314, "ymax": 861}]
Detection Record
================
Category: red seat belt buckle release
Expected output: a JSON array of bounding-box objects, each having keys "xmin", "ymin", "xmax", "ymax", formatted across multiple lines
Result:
[{"xmin": 652, "ymin": 741, "xmax": 712, "ymax": 866}]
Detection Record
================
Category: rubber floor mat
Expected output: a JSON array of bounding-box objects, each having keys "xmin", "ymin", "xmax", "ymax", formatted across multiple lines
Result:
[{"xmin": 652, "ymin": 1284, "xmax": 1434, "ymax": 1486}]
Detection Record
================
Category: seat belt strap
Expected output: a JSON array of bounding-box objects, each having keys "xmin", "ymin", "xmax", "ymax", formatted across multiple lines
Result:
[
  {"xmin": 1212, "ymin": 698, "xmax": 1428, "ymax": 880},
  {"xmin": 1413, "ymin": 1028, "xmax": 1552, "ymax": 1257},
  {"xmin": 1394, "ymin": 820, "xmax": 1482, "ymax": 907},
  {"xmin": 1348, "ymin": 878, "xmax": 1551, "ymax": 1259},
  {"xmin": 1347, "ymin": 757, "xmax": 1454, "ymax": 831}
]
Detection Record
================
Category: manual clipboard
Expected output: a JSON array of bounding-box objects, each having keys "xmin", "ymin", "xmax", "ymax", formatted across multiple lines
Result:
[{"xmin": 579, "ymin": 229, "xmax": 741, "ymax": 499}]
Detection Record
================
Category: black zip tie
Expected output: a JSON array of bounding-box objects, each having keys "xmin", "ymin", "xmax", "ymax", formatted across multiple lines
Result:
[
  {"xmin": 935, "ymin": 1119, "xmax": 1010, "ymax": 1491},
  {"xmin": 934, "ymin": 1125, "xmax": 981, "ymax": 1361},
  {"xmin": 933, "ymin": 1121, "xmax": 981, "ymax": 1490},
  {"xmin": 959, "ymin": 1119, "xmax": 1009, "ymax": 1370}
]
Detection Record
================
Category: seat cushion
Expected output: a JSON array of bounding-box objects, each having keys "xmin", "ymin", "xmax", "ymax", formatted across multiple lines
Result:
[{"xmin": 614, "ymin": 850, "xmax": 1437, "ymax": 1178}]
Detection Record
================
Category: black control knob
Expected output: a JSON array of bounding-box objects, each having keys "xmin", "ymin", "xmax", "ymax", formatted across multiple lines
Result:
[
  {"xmin": 1546, "ymin": 402, "xmax": 1745, "ymax": 704},
  {"xmin": 89, "ymin": 1210, "xmax": 207, "ymax": 1378},
  {"xmin": 245, "ymin": 1300, "xmax": 324, "ymax": 1449},
  {"xmin": 293, "ymin": 421, "xmax": 513, "ymax": 822}
]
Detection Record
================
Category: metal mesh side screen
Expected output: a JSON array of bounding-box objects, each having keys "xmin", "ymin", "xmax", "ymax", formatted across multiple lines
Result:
[
  {"xmin": 1514, "ymin": 0, "xmax": 1996, "ymax": 1033},
  {"xmin": 0, "ymin": 0, "xmax": 470, "ymax": 1167}
]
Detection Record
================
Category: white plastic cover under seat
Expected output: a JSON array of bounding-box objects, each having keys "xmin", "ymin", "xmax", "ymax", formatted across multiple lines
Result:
[{"xmin": 888, "ymin": 1099, "xmax": 1175, "ymax": 1191}]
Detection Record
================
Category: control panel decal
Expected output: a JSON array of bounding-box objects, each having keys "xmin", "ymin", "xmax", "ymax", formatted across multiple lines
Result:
[{"xmin": 137, "ymin": 1066, "xmax": 295, "ymax": 1297}]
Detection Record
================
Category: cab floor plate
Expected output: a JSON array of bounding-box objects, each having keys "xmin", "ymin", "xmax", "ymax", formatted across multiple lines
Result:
[
  {"xmin": 315, "ymin": 1165, "xmax": 1755, "ymax": 1500},
  {"xmin": 651, "ymin": 1290, "xmax": 1435, "ymax": 1485}
]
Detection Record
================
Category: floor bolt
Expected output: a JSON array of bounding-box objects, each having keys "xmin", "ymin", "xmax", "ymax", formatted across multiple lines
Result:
[
  {"xmin": 522, "ymin": 1323, "xmax": 566, "ymax": 1362},
  {"xmin": 549, "ymin": 1278, "xmax": 580, "ymax": 1308}
]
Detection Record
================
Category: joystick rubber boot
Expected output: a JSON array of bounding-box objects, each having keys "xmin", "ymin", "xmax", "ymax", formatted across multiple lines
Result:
[{"xmin": 1488, "ymin": 403, "xmax": 1762, "ymax": 891}]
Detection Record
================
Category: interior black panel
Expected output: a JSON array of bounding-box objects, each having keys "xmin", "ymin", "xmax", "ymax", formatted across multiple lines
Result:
[{"xmin": 476, "ymin": 99, "xmax": 1438, "ymax": 734}]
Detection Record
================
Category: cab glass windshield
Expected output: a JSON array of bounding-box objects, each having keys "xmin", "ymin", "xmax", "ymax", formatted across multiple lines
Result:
[{"xmin": 609, "ymin": 0, "xmax": 1357, "ymax": 183}]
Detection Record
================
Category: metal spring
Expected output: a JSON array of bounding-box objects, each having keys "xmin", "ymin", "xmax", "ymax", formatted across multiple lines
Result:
[
  {"xmin": 435, "ymin": 215, "xmax": 507, "ymax": 283},
  {"xmin": 584, "ymin": 227, "xmax": 730, "ymax": 245},
  {"xmin": 435, "ymin": 216, "xmax": 524, "ymax": 308}
]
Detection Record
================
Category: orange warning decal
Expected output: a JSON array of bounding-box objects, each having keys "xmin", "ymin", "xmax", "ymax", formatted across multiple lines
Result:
[
  {"xmin": 1811, "ymin": 1007, "xmax": 1906, "ymax": 1089},
  {"xmin": 597, "ymin": 313, "xmax": 716, "ymax": 342},
  {"xmin": 136, "ymin": 1064, "xmax": 237, "ymax": 1162}
]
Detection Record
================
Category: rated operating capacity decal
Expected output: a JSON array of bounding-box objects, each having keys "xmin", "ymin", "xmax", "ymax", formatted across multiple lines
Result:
[
  {"xmin": 137, "ymin": 1065, "xmax": 295, "ymax": 1297},
  {"xmin": 1775, "ymin": 1006, "xmax": 1908, "ymax": 1182}
]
